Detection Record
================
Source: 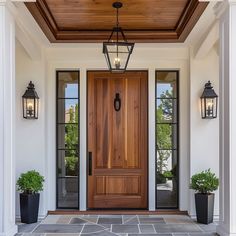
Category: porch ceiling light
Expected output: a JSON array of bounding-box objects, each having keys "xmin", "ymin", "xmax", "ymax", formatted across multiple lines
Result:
[
  {"xmin": 22, "ymin": 81, "xmax": 39, "ymax": 119},
  {"xmin": 200, "ymin": 81, "xmax": 218, "ymax": 119},
  {"xmin": 103, "ymin": 2, "xmax": 134, "ymax": 73}
]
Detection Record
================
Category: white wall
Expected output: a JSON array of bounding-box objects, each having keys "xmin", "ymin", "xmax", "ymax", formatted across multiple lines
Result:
[
  {"xmin": 45, "ymin": 45, "xmax": 190, "ymax": 212},
  {"xmin": 15, "ymin": 42, "xmax": 191, "ymax": 215},
  {"xmin": 189, "ymin": 47, "xmax": 219, "ymax": 217},
  {"xmin": 15, "ymin": 41, "xmax": 47, "ymax": 218}
]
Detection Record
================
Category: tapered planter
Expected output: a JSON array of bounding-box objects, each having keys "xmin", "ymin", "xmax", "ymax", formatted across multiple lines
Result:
[
  {"xmin": 195, "ymin": 193, "xmax": 214, "ymax": 224},
  {"xmin": 20, "ymin": 193, "xmax": 40, "ymax": 224}
]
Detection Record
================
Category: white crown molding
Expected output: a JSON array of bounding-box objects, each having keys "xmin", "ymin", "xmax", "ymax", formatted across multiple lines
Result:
[{"xmin": 214, "ymin": 0, "xmax": 236, "ymax": 19}]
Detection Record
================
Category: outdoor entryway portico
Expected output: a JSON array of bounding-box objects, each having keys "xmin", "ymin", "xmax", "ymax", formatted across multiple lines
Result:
[{"xmin": 1, "ymin": 0, "xmax": 236, "ymax": 235}]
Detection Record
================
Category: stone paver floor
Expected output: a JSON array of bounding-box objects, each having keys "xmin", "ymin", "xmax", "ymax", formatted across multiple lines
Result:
[{"xmin": 15, "ymin": 214, "xmax": 218, "ymax": 236}]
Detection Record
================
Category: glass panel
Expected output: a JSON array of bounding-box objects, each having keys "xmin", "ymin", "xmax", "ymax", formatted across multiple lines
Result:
[
  {"xmin": 57, "ymin": 177, "xmax": 78, "ymax": 208},
  {"xmin": 107, "ymin": 51, "xmax": 129, "ymax": 70},
  {"xmin": 57, "ymin": 124, "xmax": 78, "ymax": 149},
  {"xmin": 156, "ymin": 70, "xmax": 178, "ymax": 209},
  {"xmin": 156, "ymin": 124, "xmax": 177, "ymax": 150},
  {"xmin": 156, "ymin": 150, "xmax": 178, "ymax": 208},
  {"xmin": 156, "ymin": 72, "xmax": 177, "ymax": 98},
  {"xmin": 58, "ymin": 72, "xmax": 79, "ymax": 98},
  {"xmin": 57, "ymin": 99, "xmax": 79, "ymax": 123},
  {"xmin": 156, "ymin": 99, "xmax": 177, "ymax": 123},
  {"xmin": 57, "ymin": 71, "xmax": 79, "ymax": 209},
  {"xmin": 57, "ymin": 150, "xmax": 79, "ymax": 177}
]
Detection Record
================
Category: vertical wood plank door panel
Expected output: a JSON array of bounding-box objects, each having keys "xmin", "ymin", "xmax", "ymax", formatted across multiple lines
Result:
[{"xmin": 88, "ymin": 71, "xmax": 148, "ymax": 209}]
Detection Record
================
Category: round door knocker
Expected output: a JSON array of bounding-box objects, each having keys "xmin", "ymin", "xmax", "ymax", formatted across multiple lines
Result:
[{"xmin": 114, "ymin": 93, "xmax": 121, "ymax": 111}]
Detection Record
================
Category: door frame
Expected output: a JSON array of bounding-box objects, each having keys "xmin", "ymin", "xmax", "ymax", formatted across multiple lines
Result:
[{"xmin": 86, "ymin": 70, "xmax": 149, "ymax": 210}]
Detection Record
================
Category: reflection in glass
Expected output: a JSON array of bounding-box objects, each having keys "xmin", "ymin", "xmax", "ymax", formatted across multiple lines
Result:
[
  {"xmin": 57, "ymin": 124, "xmax": 78, "ymax": 149},
  {"xmin": 57, "ymin": 99, "xmax": 79, "ymax": 123},
  {"xmin": 57, "ymin": 177, "xmax": 78, "ymax": 208},
  {"xmin": 58, "ymin": 150, "xmax": 79, "ymax": 177},
  {"xmin": 156, "ymin": 124, "xmax": 177, "ymax": 150},
  {"xmin": 156, "ymin": 99, "xmax": 177, "ymax": 123},
  {"xmin": 156, "ymin": 72, "xmax": 177, "ymax": 98},
  {"xmin": 58, "ymin": 72, "xmax": 79, "ymax": 98},
  {"xmin": 156, "ymin": 71, "xmax": 178, "ymax": 209}
]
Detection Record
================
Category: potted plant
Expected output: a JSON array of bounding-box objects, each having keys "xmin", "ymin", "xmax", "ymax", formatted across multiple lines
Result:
[
  {"xmin": 190, "ymin": 169, "xmax": 219, "ymax": 224},
  {"xmin": 16, "ymin": 170, "xmax": 44, "ymax": 224}
]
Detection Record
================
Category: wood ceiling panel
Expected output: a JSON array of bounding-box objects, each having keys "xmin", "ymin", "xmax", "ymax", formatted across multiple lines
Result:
[
  {"xmin": 45, "ymin": 0, "xmax": 188, "ymax": 30},
  {"xmin": 25, "ymin": 0, "xmax": 208, "ymax": 43}
]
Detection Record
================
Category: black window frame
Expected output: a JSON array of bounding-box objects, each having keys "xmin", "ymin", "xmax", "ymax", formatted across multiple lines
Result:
[
  {"xmin": 155, "ymin": 70, "xmax": 179, "ymax": 210},
  {"xmin": 56, "ymin": 70, "xmax": 80, "ymax": 210}
]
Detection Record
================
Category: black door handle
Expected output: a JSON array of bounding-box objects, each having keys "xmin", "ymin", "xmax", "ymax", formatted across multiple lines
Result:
[
  {"xmin": 88, "ymin": 152, "xmax": 92, "ymax": 176},
  {"xmin": 114, "ymin": 93, "xmax": 121, "ymax": 111}
]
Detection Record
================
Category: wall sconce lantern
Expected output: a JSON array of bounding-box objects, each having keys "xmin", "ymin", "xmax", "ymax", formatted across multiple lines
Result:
[
  {"xmin": 200, "ymin": 81, "xmax": 218, "ymax": 119},
  {"xmin": 103, "ymin": 2, "xmax": 134, "ymax": 73},
  {"xmin": 22, "ymin": 81, "xmax": 39, "ymax": 119}
]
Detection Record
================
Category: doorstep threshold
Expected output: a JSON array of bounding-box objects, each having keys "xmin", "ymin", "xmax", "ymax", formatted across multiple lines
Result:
[{"xmin": 48, "ymin": 209, "xmax": 188, "ymax": 215}]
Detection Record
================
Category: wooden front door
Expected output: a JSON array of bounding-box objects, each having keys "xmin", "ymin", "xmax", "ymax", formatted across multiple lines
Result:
[{"xmin": 87, "ymin": 71, "xmax": 148, "ymax": 209}]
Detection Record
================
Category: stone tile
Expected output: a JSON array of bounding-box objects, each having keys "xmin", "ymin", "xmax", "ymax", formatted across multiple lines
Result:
[
  {"xmin": 139, "ymin": 216, "xmax": 165, "ymax": 224},
  {"xmin": 138, "ymin": 215, "xmax": 164, "ymax": 218},
  {"xmin": 80, "ymin": 216, "xmax": 98, "ymax": 224},
  {"xmin": 154, "ymin": 223, "xmax": 202, "ymax": 233},
  {"xmin": 81, "ymin": 230, "xmax": 117, "ymax": 236},
  {"xmin": 82, "ymin": 224, "xmax": 106, "ymax": 233},
  {"xmin": 123, "ymin": 216, "xmax": 139, "ymax": 225},
  {"xmin": 198, "ymin": 223, "xmax": 217, "ymax": 232},
  {"xmin": 56, "ymin": 215, "xmax": 72, "ymax": 224},
  {"xmin": 112, "ymin": 225, "xmax": 139, "ymax": 233},
  {"xmin": 18, "ymin": 222, "xmax": 40, "ymax": 233},
  {"xmin": 99, "ymin": 215, "xmax": 123, "ymax": 218},
  {"xmin": 23, "ymin": 234, "xmax": 45, "ymax": 236},
  {"xmin": 189, "ymin": 234, "xmax": 217, "ymax": 236},
  {"xmin": 101, "ymin": 224, "xmax": 112, "ymax": 230},
  {"xmin": 139, "ymin": 224, "xmax": 156, "ymax": 233},
  {"xmin": 164, "ymin": 217, "xmax": 195, "ymax": 224},
  {"xmin": 33, "ymin": 224, "xmax": 83, "ymax": 233},
  {"xmin": 128, "ymin": 234, "xmax": 172, "ymax": 236},
  {"xmin": 172, "ymin": 234, "xmax": 189, "ymax": 236},
  {"xmin": 41, "ymin": 215, "xmax": 60, "ymax": 224},
  {"xmin": 123, "ymin": 215, "xmax": 137, "ymax": 220},
  {"xmin": 45, "ymin": 234, "xmax": 80, "ymax": 236},
  {"xmin": 70, "ymin": 217, "xmax": 88, "ymax": 224},
  {"xmin": 98, "ymin": 217, "xmax": 122, "ymax": 224}
]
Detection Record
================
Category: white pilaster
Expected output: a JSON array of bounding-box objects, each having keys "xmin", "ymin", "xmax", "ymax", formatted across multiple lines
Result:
[
  {"xmin": 0, "ymin": 1, "xmax": 17, "ymax": 236},
  {"xmin": 217, "ymin": 1, "xmax": 236, "ymax": 235}
]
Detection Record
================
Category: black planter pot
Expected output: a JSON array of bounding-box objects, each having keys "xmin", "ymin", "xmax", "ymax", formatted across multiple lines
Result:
[
  {"xmin": 195, "ymin": 193, "xmax": 214, "ymax": 224},
  {"xmin": 20, "ymin": 193, "xmax": 40, "ymax": 224}
]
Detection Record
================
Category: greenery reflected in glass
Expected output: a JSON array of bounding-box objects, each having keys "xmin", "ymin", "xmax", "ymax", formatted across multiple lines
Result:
[
  {"xmin": 65, "ymin": 104, "xmax": 79, "ymax": 176},
  {"xmin": 156, "ymin": 89, "xmax": 176, "ymax": 184}
]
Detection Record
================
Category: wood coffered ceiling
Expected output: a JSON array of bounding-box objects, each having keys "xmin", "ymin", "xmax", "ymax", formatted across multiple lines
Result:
[{"xmin": 25, "ymin": 0, "xmax": 208, "ymax": 43}]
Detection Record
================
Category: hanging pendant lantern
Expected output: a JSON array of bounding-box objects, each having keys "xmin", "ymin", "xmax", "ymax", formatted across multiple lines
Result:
[
  {"xmin": 103, "ymin": 2, "xmax": 134, "ymax": 73},
  {"xmin": 22, "ymin": 81, "xmax": 39, "ymax": 119},
  {"xmin": 200, "ymin": 81, "xmax": 218, "ymax": 119}
]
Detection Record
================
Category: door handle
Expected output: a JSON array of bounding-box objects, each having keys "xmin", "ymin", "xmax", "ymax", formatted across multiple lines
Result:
[
  {"xmin": 114, "ymin": 93, "xmax": 121, "ymax": 111},
  {"xmin": 88, "ymin": 152, "xmax": 92, "ymax": 176}
]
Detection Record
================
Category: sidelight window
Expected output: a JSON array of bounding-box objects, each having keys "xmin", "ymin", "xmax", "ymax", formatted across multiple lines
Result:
[
  {"xmin": 155, "ymin": 71, "xmax": 179, "ymax": 209},
  {"xmin": 56, "ymin": 71, "xmax": 80, "ymax": 209}
]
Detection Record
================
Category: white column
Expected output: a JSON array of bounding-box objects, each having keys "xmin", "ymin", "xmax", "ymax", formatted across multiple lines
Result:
[
  {"xmin": 0, "ymin": 1, "xmax": 17, "ymax": 236},
  {"xmin": 217, "ymin": 1, "xmax": 236, "ymax": 235}
]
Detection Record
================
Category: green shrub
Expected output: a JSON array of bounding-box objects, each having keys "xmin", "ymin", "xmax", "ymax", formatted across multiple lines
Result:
[
  {"xmin": 190, "ymin": 169, "xmax": 219, "ymax": 194},
  {"xmin": 163, "ymin": 170, "xmax": 174, "ymax": 179},
  {"xmin": 17, "ymin": 170, "xmax": 44, "ymax": 194}
]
